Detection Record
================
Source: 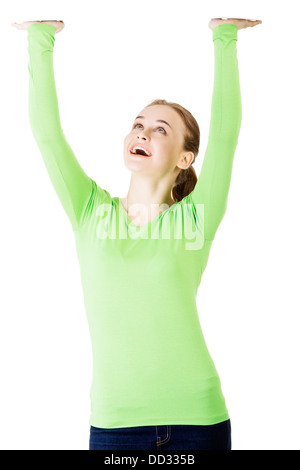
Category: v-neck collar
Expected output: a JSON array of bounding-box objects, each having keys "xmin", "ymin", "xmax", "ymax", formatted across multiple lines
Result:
[{"xmin": 117, "ymin": 197, "xmax": 174, "ymax": 230}]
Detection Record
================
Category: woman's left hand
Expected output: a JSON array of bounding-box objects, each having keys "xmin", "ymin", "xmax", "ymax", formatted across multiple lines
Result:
[{"xmin": 208, "ymin": 17, "xmax": 262, "ymax": 31}]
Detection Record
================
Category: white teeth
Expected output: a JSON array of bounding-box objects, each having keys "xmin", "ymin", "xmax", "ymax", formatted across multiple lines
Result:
[{"xmin": 131, "ymin": 146, "xmax": 151, "ymax": 156}]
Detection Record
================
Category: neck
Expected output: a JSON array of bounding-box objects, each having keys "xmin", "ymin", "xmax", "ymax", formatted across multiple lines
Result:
[{"xmin": 121, "ymin": 174, "xmax": 176, "ymax": 221}]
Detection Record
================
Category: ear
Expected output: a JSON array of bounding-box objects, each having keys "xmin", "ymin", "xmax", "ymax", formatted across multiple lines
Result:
[{"xmin": 177, "ymin": 151, "xmax": 195, "ymax": 170}]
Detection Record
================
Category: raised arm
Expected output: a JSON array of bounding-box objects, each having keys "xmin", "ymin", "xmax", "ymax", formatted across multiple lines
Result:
[
  {"xmin": 27, "ymin": 22, "xmax": 94, "ymax": 231},
  {"xmin": 190, "ymin": 23, "xmax": 242, "ymax": 241}
]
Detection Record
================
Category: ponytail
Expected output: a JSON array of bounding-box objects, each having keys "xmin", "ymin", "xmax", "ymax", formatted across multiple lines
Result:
[{"xmin": 172, "ymin": 165, "xmax": 198, "ymax": 203}]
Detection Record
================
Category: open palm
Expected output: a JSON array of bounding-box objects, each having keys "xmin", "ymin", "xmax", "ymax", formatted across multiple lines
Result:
[
  {"xmin": 12, "ymin": 20, "xmax": 65, "ymax": 33},
  {"xmin": 208, "ymin": 17, "xmax": 262, "ymax": 31}
]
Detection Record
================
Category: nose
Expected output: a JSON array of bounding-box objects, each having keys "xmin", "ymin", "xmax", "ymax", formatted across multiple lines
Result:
[{"xmin": 137, "ymin": 130, "xmax": 150, "ymax": 141}]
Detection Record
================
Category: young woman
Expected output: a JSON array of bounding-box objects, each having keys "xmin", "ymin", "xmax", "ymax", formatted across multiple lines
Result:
[{"xmin": 12, "ymin": 16, "xmax": 262, "ymax": 450}]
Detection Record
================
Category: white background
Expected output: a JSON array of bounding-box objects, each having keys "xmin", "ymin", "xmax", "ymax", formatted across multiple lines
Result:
[{"xmin": 1, "ymin": 0, "xmax": 299, "ymax": 450}]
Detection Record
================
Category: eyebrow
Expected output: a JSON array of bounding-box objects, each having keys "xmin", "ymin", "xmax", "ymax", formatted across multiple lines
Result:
[{"xmin": 135, "ymin": 116, "xmax": 172, "ymax": 130}]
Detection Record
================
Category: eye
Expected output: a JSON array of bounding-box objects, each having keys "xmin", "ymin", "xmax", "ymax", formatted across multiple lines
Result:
[{"xmin": 132, "ymin": 123, "xmax": 167, "ymax": 134}]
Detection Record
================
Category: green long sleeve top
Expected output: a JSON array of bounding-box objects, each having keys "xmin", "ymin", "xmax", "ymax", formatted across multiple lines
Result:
[{"xmin": 27, "ymin": 22, "xmax": 242, "ymax": 428}]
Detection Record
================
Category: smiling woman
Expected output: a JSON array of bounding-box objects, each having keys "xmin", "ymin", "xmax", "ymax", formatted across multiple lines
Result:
[
  {"xmin": 13, "ymin": 16, "xmax": 261, "ymax": 451},
  {"xmin": 124, "ymin": 100, "xmax": 200, "ymax": 204}
]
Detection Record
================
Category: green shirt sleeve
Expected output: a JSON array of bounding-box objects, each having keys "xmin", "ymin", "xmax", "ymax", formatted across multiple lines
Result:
[
  {"xmin": 189, "ymin": 23, "xmax": 242, "ymax": 241},
  {"xmin": 27, "ymin": 23, "xmax": 95, "ymax": 231}
]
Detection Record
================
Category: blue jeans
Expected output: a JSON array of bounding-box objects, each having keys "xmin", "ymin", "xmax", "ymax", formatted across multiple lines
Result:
[{"xmin": 89, "ymin": 419, "xmax": 231, "ymax": 450}]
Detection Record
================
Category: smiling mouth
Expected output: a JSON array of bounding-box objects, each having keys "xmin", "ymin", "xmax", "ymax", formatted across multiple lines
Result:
[
  {"xmin": 129, "ymin": 150, "xmax": 152, "ymax": 158},
  {"xmin": 129, "ymin": 144, "xmax": 152, "ymax": 157}
]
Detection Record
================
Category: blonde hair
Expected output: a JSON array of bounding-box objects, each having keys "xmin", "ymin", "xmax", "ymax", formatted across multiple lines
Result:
[{"xmin": 146, "ymin": 98, "xmax": 200, "ymax": 202}]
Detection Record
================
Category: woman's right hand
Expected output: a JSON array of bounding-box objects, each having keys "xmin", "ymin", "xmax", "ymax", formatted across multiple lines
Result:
[{"xmin": 11, "ymin": 20, "xmax": 65, "ymax": 33}]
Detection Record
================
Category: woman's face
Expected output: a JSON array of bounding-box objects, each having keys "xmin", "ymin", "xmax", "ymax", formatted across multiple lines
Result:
[{"xmin": 123, "ymin": 105, "xmax": 188, "ymax": 178}]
